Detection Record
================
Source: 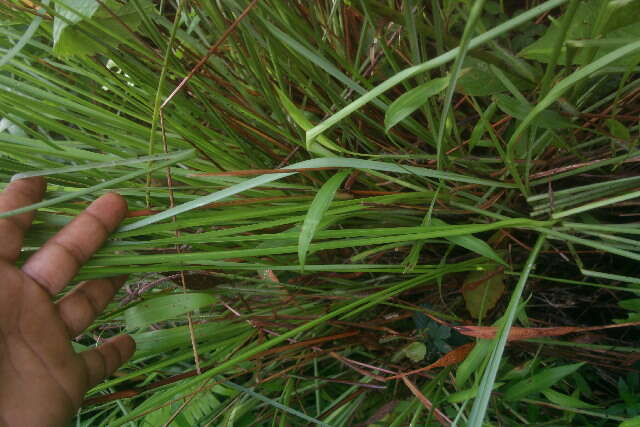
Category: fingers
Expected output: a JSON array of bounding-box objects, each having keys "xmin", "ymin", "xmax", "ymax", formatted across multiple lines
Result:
[
  {"xmin": 57, "ymin": 275, "xmax": 128, "ymax": 338},
  {"xmin": 80, "ymin": 335, "xmax": 136, "ymax": 389},
  {"xmin": 0, "ymin": 177, "xmax": 46, "ymax": 262},
  {"xmin": 22, "ymin": 192, "xmax": 127, "ymax": 296}
]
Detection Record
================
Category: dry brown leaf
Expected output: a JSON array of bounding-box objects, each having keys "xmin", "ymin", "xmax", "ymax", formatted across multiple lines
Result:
[{"xmin": 453, "ymin": 321, "xmax": 640, "ymax": 341}]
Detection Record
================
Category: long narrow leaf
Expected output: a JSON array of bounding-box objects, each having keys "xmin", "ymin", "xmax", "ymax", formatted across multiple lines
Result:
[
  {"xmin": 298, "ymin": 170, "xmax": 351, "ymax": 267},
  {"xmin": 120, "ymin": 156, "xmax": 515, "ymax": 232},
  {"xmin": 384, "ymin": 76, "xmax": 450, "ymax": 131},
  {"xmin": 0, "ymin": 149, "xmax": 195, "ymax": 219},
  {"xmin": 305, "ymin": 0, "xmax": 568, "ymax": 144},
  {"xmin": 467, "ymin": 235, "xmax": 546, "ymax": 424}
]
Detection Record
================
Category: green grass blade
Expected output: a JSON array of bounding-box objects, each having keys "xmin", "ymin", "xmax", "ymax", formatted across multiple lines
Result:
[
  {"xmin": 298, "ymin": 169, "xmax": 350, "ymax": 268},
  {"xmin": 503, "ymin": 362, "xmax": 585, "ymax": 401},
  {"xmin": 124, "ymin": 292, "xmax": 217, "ymax": 330},
  {"xmin": 0, "ymin": 1, "xmax": 49, "ymax": 68},
  {"xmin": 506, "ymin": 39, "xmax": 640, "ymax": 194},
  {"xmin": 384, "ymin": 76, "xmax": 450, "ymax": 132},
  {"xmin": 224, "ymin": 381, "xmax": 332, "ymax": 427},
  {"xmin": 435, "ymin": 0, "xmax": 486, "ymax": 167},
  {"xmin": 467, "ymin": 235, "xmax": 546, "ymax": 425},
  {"xmin": 120, "ymin": 156, "xmax": 515, "ymax": 232},
  {"xmin": 306, "ymin": 0, "xmax": 568, "ymax": 144},
  {"xmin": 431, "ymin": 218, "xmax": 507, "ymax": 266},
  {"xmin": 10, "ymin": 151, "xmax": 190, "ymax": 181},
  {"xmin": 0, "ymin": 149, "xmax": 195, "ymax": 219}
]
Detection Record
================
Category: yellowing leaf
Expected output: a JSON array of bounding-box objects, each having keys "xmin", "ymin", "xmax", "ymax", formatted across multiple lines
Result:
[
  {"xmin": 392, "ymin": 341, "xmax": 427, "ymax": 363},
  {"xmin": 462, "ymin": 269, "xmax": 505, "ymax": 319}
]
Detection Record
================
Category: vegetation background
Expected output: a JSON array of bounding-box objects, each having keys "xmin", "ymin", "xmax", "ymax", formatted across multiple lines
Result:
[{"xmin": 1, "ymin": 0, "xmax": 640, "ymax": 425}]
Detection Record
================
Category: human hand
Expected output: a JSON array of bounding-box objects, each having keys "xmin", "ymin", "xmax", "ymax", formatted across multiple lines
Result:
[{"xmin": 0, "ymin": 178, "xmax": 135, "ymax": 426}]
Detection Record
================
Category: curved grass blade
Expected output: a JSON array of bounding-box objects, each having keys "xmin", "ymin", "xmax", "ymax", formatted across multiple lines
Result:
[
  {"xmin": 467, "ymin": 235, "xmax": 546, "ymax": 425},
  {"xmin": 305, "ymin": 0, "xmax": 568, "ymax": 145},
  {"xmin": 431, "ymin": 218, "xmax": 507, "ymax": 266},
  {"xmin": 275, "ymin": 88, "xmax": 336, "ymax": 156},
  {"xmin": 506, "ymin": 39, "xmax": 640, "ymax": 194},
  {"xmin": 119, "ymin": 156, "xmax": 516, "ymax": 232},
  {"xmin": 384, "ymin": 76, "xmax": 450, "ymax": 132},
  {"xmin": 0, "ymin": 0, "xmax": 49, "ymax": 68},
  {"xmin": 435, "ymin": 0, "xmax": 486, "ymax": 167},
  {"xmin": 299, "ymin": 169, "xmax": 350, "ymax": 268}
]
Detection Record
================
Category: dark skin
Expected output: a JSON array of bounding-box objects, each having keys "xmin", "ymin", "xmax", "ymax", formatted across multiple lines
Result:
[{"xmin": 0, "ymin": 177, "xmax": 135, "ymax": 426}]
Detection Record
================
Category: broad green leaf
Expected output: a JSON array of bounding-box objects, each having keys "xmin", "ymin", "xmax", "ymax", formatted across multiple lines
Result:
[
  {"xmin": 620, "ymin": 416, "xmax": 640, "ymax": 427},
  {"xmin": 132, "ymin": 321, "xmax": 246, "ymax": 356},
  {"xmin": 520, "ymin": 0, "xmax": 640, "ymax": 65},
  {"xmin": 431, "ymin": 218, "xmax": 507, "ymax": 265},
  {"xmin": 462, "ymin": 269, "xmax": 506, "ymax": 319},
  {"xmin": 456, "ymin": 58, "xmax": 509, "ymax": 96},
  {"xmin": 495, "ymin": 94, "xmax": 573, "ymax": 129},
  {"xmin": 542, "ymin": 389, "xmax": 598, "ymax": 409},
  {"xmin": 384, "ymin": 76, "xmax": 449, "ymax": 131},
  {"xmin": 619, "ymin": 299, "xmax": 640, "ymax": 311},
  {"xmin": 53, "ymin": 0, "xmax": 104, "ymax": 44},
  {"xmin": 53, "ymin": 0, "xmax": 153, "ymax": 57},
  {"xmin": 125, "ymin": 292, "xmax": 217, "ymax": 330},
  {"xmin": 447, "ymin": 383, "xmax": 504, "ymax": 403},
  {"xmin": 501, "ymin": 359, "xmax": 536, "ymax": 381},
  {"xmin": 298, "ymin": 170, "xmax": 351, "ymax": 267},
  {"xmin": 405, "ymin": 341, "xmax": 427, "ymax": 362},
  {"xmin": 503, "ymin": 362, "xmax": 585, "ymax": 401},
  {"xmin": 607, "ymin": 118, "xmax": 631, "ymax": 141}
]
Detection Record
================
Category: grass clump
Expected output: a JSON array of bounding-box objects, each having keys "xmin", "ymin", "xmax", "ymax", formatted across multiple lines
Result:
[{"xmin": 1, "ymin": 0, "xmax": 640, "ymax": 425}]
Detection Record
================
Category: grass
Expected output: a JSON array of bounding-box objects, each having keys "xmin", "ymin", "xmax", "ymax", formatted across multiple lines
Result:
[{"xmin": 1, "ymin": 0, "xmax": 640, "ymax": 425}]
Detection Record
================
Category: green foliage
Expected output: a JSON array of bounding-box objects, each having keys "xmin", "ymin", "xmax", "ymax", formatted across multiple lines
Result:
[
  {"xmin": 1, "ymin": 0, "xmax": 638, "ymax": 425},
  {"xmin": 503, "ymin": 362, "xmax": 585, "ymax": 401},
  {"xmin": 494, "ymin": 93, "xmax": 573, "ymax": 130},
  {"xmin": 521, "ymin": 0, "xmax": 640, "ymax": 65},
  {"xmin": 298, "ymin": 169, "xmax": 351, "ymax": 267},
  {"xmin": 392, "ymin": 341, "xmax": 427, "ymax": 363},
  {"xmin": 53, "ymin": 0, "xmax": 153, "ymax": 57},
  {"xmin": 124, "ymin": 292, "xmax": 217, "ymax": 330},
  {"xmin": 462, "ymin": 269, "xmax": 506, "ymax": 319},
  {"xmin": 384, "ymin": 76, "xmax": 450, "ymax": 131}
]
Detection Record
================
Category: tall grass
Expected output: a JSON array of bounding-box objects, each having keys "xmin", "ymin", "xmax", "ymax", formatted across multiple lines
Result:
[{"xmin": 1, "ymin": 0, "xmax": 640, "ymax": 425}]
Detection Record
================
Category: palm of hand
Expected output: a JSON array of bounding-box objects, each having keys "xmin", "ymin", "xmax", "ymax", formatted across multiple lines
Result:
[{"xmin": 0, "ymin": 178, "xmax": 135, "ymax": 427}]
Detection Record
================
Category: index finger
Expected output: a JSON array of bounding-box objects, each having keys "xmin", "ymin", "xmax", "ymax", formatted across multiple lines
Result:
[
  {"xmin": 0, "ymin": 177, "xmax": 46, "ymax": 262},
  {"xmin": 22, "ymin": 192, "xmax": 127, "ymax": 296}
]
